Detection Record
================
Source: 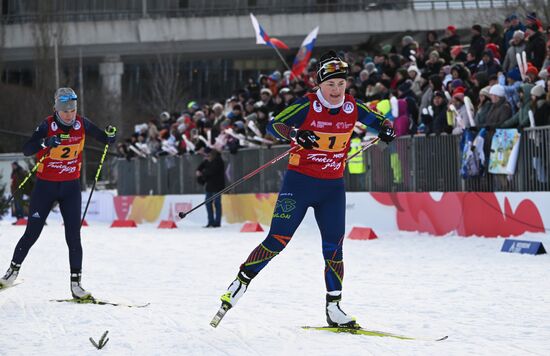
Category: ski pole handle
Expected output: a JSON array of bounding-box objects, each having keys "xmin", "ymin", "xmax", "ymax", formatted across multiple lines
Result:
[{"xmin": 7, "ymin": 148, "xmax": 51, "ymax": 205}]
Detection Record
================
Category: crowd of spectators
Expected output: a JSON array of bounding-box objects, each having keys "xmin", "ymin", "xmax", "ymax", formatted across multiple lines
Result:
[{"xmin": 117, "ymin": 11, "xmax": 550, "ymax": 161}]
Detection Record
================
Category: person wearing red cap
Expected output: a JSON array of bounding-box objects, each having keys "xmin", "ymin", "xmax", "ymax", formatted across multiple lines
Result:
[
  {"xmin": 485, "ymin": 43, "xmax": 501, "ymax": 61},
  {"xmin": 450, "ymin": 45, "xmax": 466, "ymax": 63},
  {"xmin": 526, "ymin": 64, "xmax": 540, "ymax": 83},
  {"xmin": 442, "ymin": 25, "xmax": 461, "ymax": 56},
  {"xmin": 450, "ymin": 87, "xmax": 475, "ymax": 134},
  {"xmin": 447, "ymin": 26, "xmax": 457, "ymax": 35}
]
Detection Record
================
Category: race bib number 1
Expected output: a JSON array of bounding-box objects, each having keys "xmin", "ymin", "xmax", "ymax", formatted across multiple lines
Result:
[{"xmin": 313, "ymin": 131, "xmax": 350, "ymax": 152}]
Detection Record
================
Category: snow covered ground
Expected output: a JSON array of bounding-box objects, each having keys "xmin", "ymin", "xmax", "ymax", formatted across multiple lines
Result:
[{"xmin": 0, "ymin": 219, "xmax": 549, "ymax": 356}]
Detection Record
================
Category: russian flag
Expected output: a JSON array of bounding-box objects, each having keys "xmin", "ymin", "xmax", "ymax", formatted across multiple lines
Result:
[
  {"xmin": 250, "ymin": 13, "xmax": 289, "ymax": 50},
  {"xmin": 291, "ymin": 26, "xmax": 319, "ymax": 79}
]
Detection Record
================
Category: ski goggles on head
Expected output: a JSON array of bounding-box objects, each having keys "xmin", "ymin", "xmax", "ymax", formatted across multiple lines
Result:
[
  {"xmin": 321, "ymin": 60, "xmax": 348, "ymax": 74},
  {"xmin": 58, "ymin": 93, "xmax": 78, "ymax": 102},
  {"xmin": 317, "ymin": 60, "xmax": 349, "ymax": 83}
]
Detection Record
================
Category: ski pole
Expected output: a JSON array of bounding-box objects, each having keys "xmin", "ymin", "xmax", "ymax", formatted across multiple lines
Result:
[
  {"xmin": 346, "ymin": 137, "xmax": 380, "ymax": 163},
  {"xmin": 81, "ymin": 127, "xmax": 116, "ymax": 227},
  {"xmin": 178, "ymin": 145, "xmax": 299, "ymax": 219},
  {"xmin": 6, "ymin": 149, "xmax": 51, "ymax": 205}
]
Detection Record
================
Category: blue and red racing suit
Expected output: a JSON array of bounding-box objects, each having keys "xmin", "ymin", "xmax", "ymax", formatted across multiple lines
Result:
[
  {"xmin": 239, "ymin": 91, "xmax": 389, "ymax": 292},
  {"xmin": 10, "ymin": 114, "xmax": 111, "ymax": 274}
]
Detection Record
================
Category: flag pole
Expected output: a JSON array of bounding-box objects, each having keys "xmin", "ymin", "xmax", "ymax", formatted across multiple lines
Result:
[{"xmin": 271, "ymin": 45, "xmax": 293, "ymax": 74}]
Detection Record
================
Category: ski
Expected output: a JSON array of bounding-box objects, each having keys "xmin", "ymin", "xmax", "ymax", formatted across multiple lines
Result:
[
  {"xmin": 50, "ymin": 297, "xmax": 150, "ymax": 308},
  {"xmin": 302, "ymin": 326, "xmax": 448, "ymax": 341},
  {"xmin": 0, "ymin": 281, "xmax": 23, "ymax": 292},
  {"xmin": 210, "ymin": 303, "xmax": 231, "ymax": 328}
]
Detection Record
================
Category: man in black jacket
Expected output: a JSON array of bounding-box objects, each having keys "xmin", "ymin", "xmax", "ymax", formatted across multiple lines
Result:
[
  {"xmin": 10, "ymin": 162, "xmax": 28, "ymax": 222},
  {"xmin": 196, "ymin": 149, "xmax": 225, "ymax": 228},
  {"xmin": 470, "ymin": 25, "xmax": 486, "ymax": 62},
  {"xmin": 525, "ymin": 23, "xmax": 547, "ymax": 70}
]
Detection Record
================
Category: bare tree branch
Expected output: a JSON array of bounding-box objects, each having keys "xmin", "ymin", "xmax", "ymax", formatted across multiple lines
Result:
[{"xmin": 145, "ymin": 53, "xmax": 188, "ymax": 115}]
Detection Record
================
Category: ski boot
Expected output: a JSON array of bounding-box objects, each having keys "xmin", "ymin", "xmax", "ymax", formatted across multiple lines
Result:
[
  {"xmin": 70, "ymin": 273, "xmax": 93, "ymax": 300},
  {"xmin": 326, "ymin": 291, "xmax": 358, "ymax": 328},
  {"xmin": 0, "ymin": 262, "xmax": 20, "ymax": 288},
  {"xmin": 210, "ymin": 270, "xmax": 255, "ymax": 328},
  {"xmin": 220, "ymin": 270, "xmax": 254, "ymax": 308}
]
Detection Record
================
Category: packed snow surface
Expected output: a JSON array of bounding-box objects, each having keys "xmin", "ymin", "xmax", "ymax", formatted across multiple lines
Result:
[{"xmin": 0, "ymin": 220, "xmax": 549, "ymax": 355}]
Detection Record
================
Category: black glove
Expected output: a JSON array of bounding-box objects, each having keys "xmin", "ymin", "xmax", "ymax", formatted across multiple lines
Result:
[
  {"xmin": 378, "ymin": 126, "xmax": 396, "ymax": 143},
  {"xmin": 105, "ymin": 125, "xmax": 117, "ymax": 144},
  {"xmin": 43, "ymin": 135, "xmax": 61, "ymax": 148},
  {"xmin": 290, "ymin": 129, "xmax": 320, "ymax": 149}
]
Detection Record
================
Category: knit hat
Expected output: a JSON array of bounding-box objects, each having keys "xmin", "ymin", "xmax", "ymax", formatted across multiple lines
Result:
[
  {"xmin": 447, "ymin": 25, "xmax": 456, "ymax": 34},
  {"xmin": 513, "ymin": 30, "xmax": 525, "ymax": 40},
  {"xmin": 402, "ymin": 35, "xmax": 414, "ymax": 46},
  {"xmin": 480, "ymin": 86, "xmax": 491, "ymax": 97},
  {"xmin": 526, "ymin": 64, "xmax": 539, "ymax": 77},
  {"xmin": 316, "ymin": 50, "xmax": 349, "ymax": 84},
  {"xmin": 485, "ymin": 43, "xmax": 500, "ymax": 59},
  {"xmin": 526, "ymin": 12, "xmax": 538, "ymax": 23},
  {"xmin": 397, "ymin": 80, "xmax": 412, "ymax": 93},
  {"xmin": 269, "ymin": 70, "xmax": 281, "ymax": 81},
  {"xmin": 407, "ymin": 65, "xmax": 420, "ymax": 75},
  {"xmin": 54, "ymin": 87, "xmax": 77, "ymax": 112},
  {"xmin": 472, "ymin": 24, "xmax": 482, "ymax": 33},
  {"xmin": 279, "ymin": 87, "xmax": 291, "ymax": 95},
  {"xmin": 187, "ymin": 101, "xmax": 199, "ymax": 110},
  {"xmin": 531, "ymin": 84, "xmax": 546, "ymax": 98},
  {"xmin": 452, "ymin": 86, "xmax": 465, "ymax": 99},
  {"xmin": 429, "ymin": 50, "xmax": 440, "ymax": 59},
  {"xmin": 381, "ymin": 44, "xmax": 392, "ymax": 54},
  {"xmin": 489, "ymin": 84, "xmax": 505, "ymax": 97},
  {"xmin": 451, "ymin": 79, "xmax": 464, "ymax": 89},
  {"xmin": 507, "ymin": 67, "xmax": 522, "ymax": 82},
  {"xmin": 363, "ymin": 56, "xmax": 373, "ymax": 65},
  {"xmin": 365, "ymin": 62, "xmax": 376, "ymax": 74},
  {"xmin": 260, "ymin": 88, "xmax": 272, "ymax": 96}
]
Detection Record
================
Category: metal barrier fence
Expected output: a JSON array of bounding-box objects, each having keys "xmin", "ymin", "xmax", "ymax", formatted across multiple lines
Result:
[{"xmin": 116, "ymin": 126, "xmax": 550, "ymax": 195}]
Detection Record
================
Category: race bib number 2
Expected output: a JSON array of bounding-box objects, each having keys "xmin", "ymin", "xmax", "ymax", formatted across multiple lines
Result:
[{"xmin": 49, "ymin": 143, "xmax": 83, "ymax": 160}]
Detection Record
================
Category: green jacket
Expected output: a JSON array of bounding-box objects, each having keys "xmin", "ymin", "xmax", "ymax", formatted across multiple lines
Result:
[{"xmin": 501, "ymin": 83, "xmax": 534, "ymax": 129}]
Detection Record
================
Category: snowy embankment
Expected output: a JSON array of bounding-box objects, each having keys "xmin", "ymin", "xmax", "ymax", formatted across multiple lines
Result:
[{"xmin": 0, "ymin": 220, "xmax": 548, "ymax": 355}]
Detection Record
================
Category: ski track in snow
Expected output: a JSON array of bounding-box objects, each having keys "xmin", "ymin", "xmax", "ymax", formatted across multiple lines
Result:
[{"xmin": 0, "ymin": 220, "xmax": 549, "ymax": 356}]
